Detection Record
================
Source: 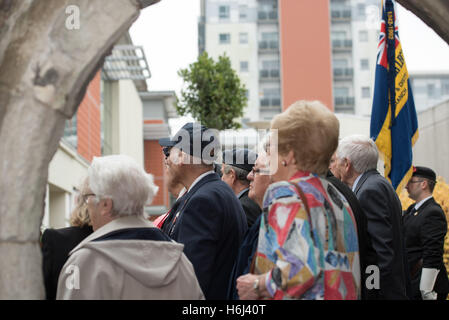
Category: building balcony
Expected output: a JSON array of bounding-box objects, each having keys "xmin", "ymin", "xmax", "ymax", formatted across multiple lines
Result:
[
  {"xmin": 333, "ymin": 67, "xmax": 353, "ymax": 80},
  {"xmin": 331, "ymin": 39, "xmax": 352, "ymax": 51},
  {"xmin": 334, "ymin": 96, "xmax": 355, "ymax": 107},
  {"xmin": 257, "ymin": 11, "xmax": 278, "ymax": 23},
  {"xmin": 258, "ymin": 40, "xmax": 279, "ymax": 52},
  {"xmin": 260, "ymin": 69, "xmax": 280, "ymax": 80},
  {"xmin": 260, "ymin": 97, "xmax": 281, "ymax": 108},
  {"xmin": 330, "ymin": 9, "xmax": 352, "ymax": 21}
]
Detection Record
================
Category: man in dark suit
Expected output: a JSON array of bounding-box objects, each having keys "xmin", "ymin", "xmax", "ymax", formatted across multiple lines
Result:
[
  {"xmin": 222, "ymin": 149, "xmax": 261, "ymax": 228},
  {"xmin": 334, "ymin": 135, "xmax": 409, "ymax": 299},
  {"xmin": 159, "ymin": 123, "xmax": 247, "ymax": 300},
  {"xmin": 403, "ymin": 166, "xmax": 449, "ymax": 300},
  {"xmin": 326, "ymin": 171, "xmax": 377, "ymax": 300}
]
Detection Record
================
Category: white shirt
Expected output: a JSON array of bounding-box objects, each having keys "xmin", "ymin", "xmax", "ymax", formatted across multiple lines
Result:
[
  {"xmin": 352, "ymin": 173, "xmax": 363, "ymax": 192},
  {"xmin": 414, "ymin": 195, "xmax": 433, "ymax": 211},
  {"xmin": 187, "ymin": 170, "xmax": 215, "ymax": 193}
]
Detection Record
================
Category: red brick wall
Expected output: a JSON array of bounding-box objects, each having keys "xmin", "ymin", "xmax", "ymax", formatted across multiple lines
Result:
[
  {"xmin": 144, "ymin": 139, "xmax": 169, "ymax": 208},
  {"xmin": 77, "ymin": 72, "xmax": 101, "ymax": 162}
]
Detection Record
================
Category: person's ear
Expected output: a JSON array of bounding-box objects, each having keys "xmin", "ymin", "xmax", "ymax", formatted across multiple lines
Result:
[
  {"xmin": 100, "ymin": 198, "xmax": 113, "ymax": 217},
  {"xmin": 230, "ymin": 168, "xmax": 236, "ymax": 184},
  {"xmin": 421, "ymin": 179, "xmax": 428, "ymax": 191},
  {"xmin": 286, "ymin": 150, "xmax": 296, "ymax": 165},
  {"xmin": 344, "ymin": 158, "xmax": 351, "ymax": 173}
]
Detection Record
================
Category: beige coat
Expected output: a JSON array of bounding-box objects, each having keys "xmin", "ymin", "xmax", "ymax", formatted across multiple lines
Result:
[{"xmin": 56, "ymin": 216, "xmax": 204, "ymax": 300}]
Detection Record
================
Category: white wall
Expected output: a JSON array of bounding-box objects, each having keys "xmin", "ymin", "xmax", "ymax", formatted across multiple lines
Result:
[
  {"xmin": 107, "ymin": 80, "xmax": 144, "ymax": 167},
  {"xmin": 43, "ymin": 141, "xmax": 90, "ymax": 230},
  {"xmin": 117, "ymin": 80, "xmax": 144, "ymax": 167},
  {"xmin": 413, "ymin": 99, "xmax": 449, "ymax": 182},
  {"xmin": 335, "ymin": 113, "xmax": 370, "ymax": 139}
]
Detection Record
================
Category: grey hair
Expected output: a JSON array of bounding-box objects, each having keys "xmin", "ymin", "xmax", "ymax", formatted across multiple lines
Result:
[
  {"xmin": 223, "ymin": 164, "xmax": 250, "ymax": 183},
  {"xmin": 336, "ymin": 135, "xmax": 379, "ymax": 174},
  {"xmin": 88, "ymin": 155, "xmax": 159, "ymax": 218}
]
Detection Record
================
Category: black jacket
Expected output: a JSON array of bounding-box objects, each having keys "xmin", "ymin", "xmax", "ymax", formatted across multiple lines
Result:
[
  {"xmin": 354, "ymin": 169, "xmax": 409, "ymax": 299},
  {"xmin": 403, "ymin": 197, "xmax": 449, "ymax": 297},
  {"xmin": 41, "ymin": 225, "xmax": 93, "ymax": 300},
  {"xmin": 238, "ymin": 189, "xmax": 261, "ymax": 228},
  {"xmin": 161, "ymin": 172, "xmax": 247, "ymax": 300},
  {"xmin": 326, "ymin": 175, "xmax": 377, "ymax": 300}
]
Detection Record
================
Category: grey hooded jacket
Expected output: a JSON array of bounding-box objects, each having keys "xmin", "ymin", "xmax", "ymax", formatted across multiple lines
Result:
[{"xmin": 56, "ymin": 216, "xmax": 204, "ymax": 300}]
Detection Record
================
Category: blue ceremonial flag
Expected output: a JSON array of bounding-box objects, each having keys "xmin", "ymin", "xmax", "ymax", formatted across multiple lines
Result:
[{"xmin": 370, "ymin": 0, "xmax": 419, "ymax": 194}]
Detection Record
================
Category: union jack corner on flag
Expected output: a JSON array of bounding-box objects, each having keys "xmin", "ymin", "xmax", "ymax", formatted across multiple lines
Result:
[{"xmin": 370, "ymin": 0, "xmax": 419, "ymax": 194}]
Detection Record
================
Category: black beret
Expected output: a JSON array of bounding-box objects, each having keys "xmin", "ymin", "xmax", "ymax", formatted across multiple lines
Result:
[
  {"xmin": 412, "ymin": 166, "xmax": 436, "ymax": 182},
  {"xmin": 222, "ymin": 148, "xmax": 257, "ymax": 173}
]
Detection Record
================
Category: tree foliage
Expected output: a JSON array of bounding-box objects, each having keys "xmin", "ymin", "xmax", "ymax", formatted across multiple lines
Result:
[{"xmin": 175, "ymin": 52, "xmax": 247, "ymax": 130}]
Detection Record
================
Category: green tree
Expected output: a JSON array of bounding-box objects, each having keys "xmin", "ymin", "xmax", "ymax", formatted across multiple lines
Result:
[{"xmin": 175, "ymin": 52, "xmax": 247, "ymax": 130}]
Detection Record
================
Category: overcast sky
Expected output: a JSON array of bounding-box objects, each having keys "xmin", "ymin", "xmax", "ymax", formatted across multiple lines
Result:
[{"xmin": 129, "ymin": 0, "xmax": 449, "ymax": 131}]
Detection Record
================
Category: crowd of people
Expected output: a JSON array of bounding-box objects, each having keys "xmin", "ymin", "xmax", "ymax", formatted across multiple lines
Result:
[{"xmin": 40, "ymin": 100, "xmax": 448, "ymax": 300}]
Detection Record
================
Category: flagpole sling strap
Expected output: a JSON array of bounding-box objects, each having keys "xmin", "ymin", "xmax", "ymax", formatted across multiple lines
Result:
[{"xmin": 386, "ymin": 0, "xmax": 396, "ymax": 129}]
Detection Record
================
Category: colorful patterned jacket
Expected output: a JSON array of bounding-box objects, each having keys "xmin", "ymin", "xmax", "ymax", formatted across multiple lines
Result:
[{"xmin": 255, "ymin": 171, "xmax": 361, "ymax": 299}]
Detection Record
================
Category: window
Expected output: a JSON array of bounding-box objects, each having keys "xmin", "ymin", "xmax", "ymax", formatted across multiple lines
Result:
[
  {"xmin": 240, "ymin": 61, "xmax": 249, "ymax": 72},
  {"xmin": 334, "ymin": 87, "xmax": 349, "ymax": 97},
  {"xmin": 441, "ymin": 79, "xmax": 449, "ymax": 95},
  {"xmin": 357, "ymin": 3, "xmax": 366, "ymax": 17},
  {"xmin": 427, "ymin": 84, "xmax": 436, "ymax": 97},
  {"xmin": 239, "ymin": 5, "xmax": 248, "ymax": 20},
  {"xmin": 331, "ymin": 31, "xmax": 347, "ymax": 41},
  {"xmin": 239, "ymin": 32, "xmax": 248, "ymax": 44},
  {"xmin": 219, "ymin": 33, "xmax": 230, "ymax": 44},
  {"xmin": 359, "ymin": 30, "xmax": 368, "ymax": 42},
  {"xmin": 63, "ymin": 115, "xmax": 78, "ymax": 149},
  {"xmin": 261, "ymin": 32, "xmax": 278, "ymax": 42},
  {"xmin": 362, "ymin": 86, "xmax": 371, "ymax": 98},
  {"xmin": 219, "ymin": 5, "xmax": 230, "ymax": 19},
  {"xmin": 360, "ymin": 59, "xmax": 369, "ymax": 70},
  {"xmin": 333, "ymin": 59, "xmax": 348, "ymax": 68}
]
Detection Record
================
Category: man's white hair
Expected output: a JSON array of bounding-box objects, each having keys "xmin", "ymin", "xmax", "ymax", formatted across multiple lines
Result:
[
  {"xmin": 336, "ymin": 134, "xmax": 379, "ymax": 174},
  {"xmin": 88, "ymin": 155, "xmax": 159, "ymax": 218}
]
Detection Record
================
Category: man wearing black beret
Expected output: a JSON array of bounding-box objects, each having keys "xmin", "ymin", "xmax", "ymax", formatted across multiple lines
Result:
[
  {"xmin": 403, "ymin": 166, "xmax": 449, "ymax": 300},
  {"xmin": 222, "ymin": 149, "xmax": 261, "ymax": 228}
]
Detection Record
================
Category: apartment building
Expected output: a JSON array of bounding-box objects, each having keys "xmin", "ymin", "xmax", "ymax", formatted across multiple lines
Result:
[{"xmin": 199, "ymin": 0, "xmax": 380, "ymax": 121}]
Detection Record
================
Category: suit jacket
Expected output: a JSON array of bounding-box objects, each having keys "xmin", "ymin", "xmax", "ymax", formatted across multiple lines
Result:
[
  {"xmin": 41, "ymin": 225, "xmax": 93, "ymax": 300},
  {"xmin": 326, "ymin": 175, "xmax": 377, "ymax": 300},
  {"xmin": 161, "ymin": 172, "xmax": 247, "ymax": 300},
  {"xmin": 238, "ymin": 189, "xmax": 261, "ymax": 228},
  {"xmin": 354, "ymin": 169, "xmax": 409, "ymax": 299},
  {"xmin": 403, "ymin": 197, "xmax": 449, "ymax": 297}
]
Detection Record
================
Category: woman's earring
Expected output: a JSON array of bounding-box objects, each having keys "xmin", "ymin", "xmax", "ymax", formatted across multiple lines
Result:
[{"xmin": 282, "ymin": 160, "xmax": 287, "ymax": 167}]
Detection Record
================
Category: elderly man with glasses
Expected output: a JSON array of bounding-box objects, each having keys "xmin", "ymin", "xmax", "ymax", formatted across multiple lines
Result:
[
  {"xmin": 403, "ymin": 166, "xmax": 449, "ymax": 300},
  {"xmin": 56, "ymin": 154, "xmax": 204, "ymax": 300},
  {"xmin": 221, "ymin": 149, "xmax": 261, "ymax": 228}
]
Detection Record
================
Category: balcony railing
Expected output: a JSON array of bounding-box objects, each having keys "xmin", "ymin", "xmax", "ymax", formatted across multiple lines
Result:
[
  {"xmin": 334, "ymin": 96, "xmax": 355, "ymax": 106},
  {"xmin": 257, "ymin": 11, "xmax": 278, "ymax": 22},
  {"xmin": 260, "ymin": 97, "xmax": 281, "ymax": 107},
  {"xmin": 258, "ymin": 40, "xmax": 279, "ymax": 51},
  {"xmin": 331, "ymin": 9, "xmax": 352, "ymax": 20},
  {"xmin": 333, "ymin": 67, "xmax": 353, "ymax": 79},
  {"xmin": 332, "ymin": 39, "xmax": 352, "ymax": 51},
  {"xmin": 260, "ymin": 69, "xmax": 280, "ymax": 79}
]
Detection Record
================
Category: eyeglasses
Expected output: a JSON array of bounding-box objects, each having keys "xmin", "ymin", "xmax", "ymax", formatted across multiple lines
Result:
[
  {"xmin": 81, "ymin": 193, "xmax": 96, "ymax": 204},
  {"xmin": 408, "ymin": 180, "xmax": 423, "ymax": 184},
  {"xmin": 250, "ymin": 167, "xmax": 269, "ymax": 176},
  {"xmin": 162, "ymin": 147, "xmax": 171, "ymax": 158}
]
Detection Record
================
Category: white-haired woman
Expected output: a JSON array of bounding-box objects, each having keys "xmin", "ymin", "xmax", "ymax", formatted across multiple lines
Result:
[
  {"xmin": 56, "ymin": 155, "xmax": 204, "ymax": 300},
  {"xmin": 236, "ymin": 100, "xmax": 361, "ymax": 300}
]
